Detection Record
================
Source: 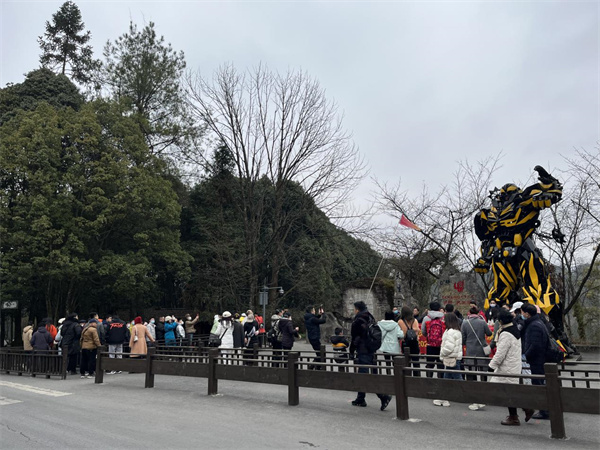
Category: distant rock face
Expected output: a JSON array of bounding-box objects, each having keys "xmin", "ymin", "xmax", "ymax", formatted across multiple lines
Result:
[{"xmin": 342, "ymin": 288, "xmax": 389, "ymax": 322}]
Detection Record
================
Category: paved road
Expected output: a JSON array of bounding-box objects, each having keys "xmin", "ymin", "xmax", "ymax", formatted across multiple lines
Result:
[
  {"xmin": 0, "ymin": 348, "xmax": 599, "ymax": 449},
  {"xmin": 1, "ymin": 374, "xmax": 599, "ymax": 449}
]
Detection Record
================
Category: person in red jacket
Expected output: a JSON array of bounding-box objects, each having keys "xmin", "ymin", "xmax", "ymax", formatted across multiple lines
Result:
[{"xmin": 44, "ymin": 318, "xmax": 58, "ymax": 347}]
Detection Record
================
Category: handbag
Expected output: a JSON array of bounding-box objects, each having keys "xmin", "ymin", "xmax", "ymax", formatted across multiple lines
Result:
[
  {"xmin": 208, "ymin": 327, "xmax": 229, "ymax": 347},
  {"xmin": 133, "ymin": 327, "xmax": 139, "ymax": 342},
  {"xmin": 466, "ymin": 318, "xmax": 492, "ymax": 356}
]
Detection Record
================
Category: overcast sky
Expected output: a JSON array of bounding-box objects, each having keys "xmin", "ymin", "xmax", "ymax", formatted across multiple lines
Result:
[{"xmin": 1, "ymin": 0, "xmax": 598, "ymax": 227}]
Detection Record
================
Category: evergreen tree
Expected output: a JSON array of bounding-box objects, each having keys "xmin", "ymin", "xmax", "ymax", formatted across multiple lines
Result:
[
  {"xmin": 101, "ymin": 21, "xmax": 196, "ymax": 156},
  {"xmin": 38, "ymin": 1, "xmax": 98, "ymax": 84}
]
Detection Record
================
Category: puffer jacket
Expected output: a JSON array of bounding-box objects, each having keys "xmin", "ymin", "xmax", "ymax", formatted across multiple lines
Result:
[
  {"xmin": 439, "ymin": 329, "xmax": 463, "ymax": 367},
  {"xmin": 30, "ymin": 326, "xmax": 53, "ymax": 351},
  {"xmin": 489, "ymin": 324, "xmax": 522, "ymax": 384},
  {"xmin": 80, "ymin": 324, "xmax": 101, "ymax": 350},
  {"xmin": 523, "ymin": 315, "xmax": 549, "ymax": 367},
  {"xmin": 378, "ymin": 320, "xmax": 404, "ymax": 354},
  {"xmin": 22, "ymin": 326, "xmax": 34, "ymax": 351},
  {"xmin": 214, "ymin": 321, "xmax": 234, "ymax": 349}
]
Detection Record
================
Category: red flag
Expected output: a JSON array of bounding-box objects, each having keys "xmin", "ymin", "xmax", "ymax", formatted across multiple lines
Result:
[{"xmin": 399, "ymin": 215, "xmax": 421, "ymax": 231}]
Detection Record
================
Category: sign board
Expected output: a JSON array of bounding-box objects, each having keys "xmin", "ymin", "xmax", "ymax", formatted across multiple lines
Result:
[
  {"xmin": 258, "ymin": 291, "xmax": 268, "ymax": 306},
  {"xmin": 1, "ymin": 301, "xmax": 18, "ymax": 310}
]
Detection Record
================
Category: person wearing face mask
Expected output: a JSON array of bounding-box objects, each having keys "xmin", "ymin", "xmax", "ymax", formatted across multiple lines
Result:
[{"xmin": 146, "ymin": 318, "xmax": 156, "ymax": 346}]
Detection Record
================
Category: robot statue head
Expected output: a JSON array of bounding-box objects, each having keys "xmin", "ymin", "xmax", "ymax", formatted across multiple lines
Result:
[{"xmin": 491, "ymin": 183, "xmax": 522, "ymax": 208}]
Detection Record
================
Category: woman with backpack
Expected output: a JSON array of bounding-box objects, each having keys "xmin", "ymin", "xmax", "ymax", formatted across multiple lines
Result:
[
  {"xmin": 399, "ymin": 306, "xmax": 421, "ymax": 376},
  {"xmin": 215, "ymin": 311, "xmax": 235, "ymax": 364}
]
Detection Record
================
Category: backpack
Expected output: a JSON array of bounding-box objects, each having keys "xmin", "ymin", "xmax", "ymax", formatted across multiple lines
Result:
[
  {"xmin": 364, "ymin": 317, "xmax": 382, "ymax": 353},
  {"xmin": 403, "ymin": 319, "xmax": 418, "ymax": 345},
  {"xmin": 267, "ymin": 320, "xmax": 283, "ymax": 344},
  {"xmin": 176, "ymin": 324, "xmax": 185, "ymax": 339},
  {"xmin": 544, "ymin": 328, "xmax": 565, "ymax": 363},
  {"xmin": 426, "ymin": 318, "xmax": 444, "ymax": 347}
]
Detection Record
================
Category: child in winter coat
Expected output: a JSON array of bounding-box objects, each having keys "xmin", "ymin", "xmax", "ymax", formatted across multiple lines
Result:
[{"xmin": 330, "ymin": 328, "xmax": 350, "ymax": 372}]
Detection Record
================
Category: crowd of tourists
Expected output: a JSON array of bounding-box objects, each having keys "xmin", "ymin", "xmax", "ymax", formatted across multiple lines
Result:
[{"xmin": 22, "ymin": 298, "xmax": 558, "ymax": 427}]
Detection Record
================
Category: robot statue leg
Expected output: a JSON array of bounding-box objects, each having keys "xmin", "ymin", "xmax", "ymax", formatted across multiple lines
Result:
[
  {"xmin": 520, "ymin": 251, "xmax": 575, "ymax": 353},
  {"xmin": 486, "ymin": 259, "xmax": 519, "ymax": 309}
]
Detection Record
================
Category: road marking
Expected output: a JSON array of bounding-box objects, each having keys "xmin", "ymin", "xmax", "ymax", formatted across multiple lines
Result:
[
  {"xmin": 0, "ymin": 381, "xmax": 72, "ymax": 397},
  {"xmin": 0, "ymin": 397, "xmax": 23, "ymax": 406}
]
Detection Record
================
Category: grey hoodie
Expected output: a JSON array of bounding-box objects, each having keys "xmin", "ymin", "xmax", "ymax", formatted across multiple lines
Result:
[{"xmin": 421, "ymin": 310, "xmax": 445, "ymax": 337}]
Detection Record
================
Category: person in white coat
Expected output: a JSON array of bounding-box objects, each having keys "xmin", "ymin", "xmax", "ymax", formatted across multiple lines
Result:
[
  {"xmin": 433, "ymin": 313, "xmax": 463, "ymax": 407},
  {"xmin": 489, "ymin": 309, "xmax": 534, "ymax": 426},
  {"xmin": 215, "ymin": 311, "xmax": 235, "ymax": 364}
]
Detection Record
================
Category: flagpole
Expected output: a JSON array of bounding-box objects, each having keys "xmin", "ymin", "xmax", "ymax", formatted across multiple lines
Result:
[{"xmin": 369, "ymin": 222, "xmax": 399, "ymax": 292}]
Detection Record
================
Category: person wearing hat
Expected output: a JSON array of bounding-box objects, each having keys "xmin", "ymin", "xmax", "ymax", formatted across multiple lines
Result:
[
  {"xmin": 215, "ymin": 312, "xmax": 235, "ymax": 363},
  {"xmin": 130, "ymin": 316, "xmax": 155, "ymax": 357},
  {"xmin": 164, "ymin": 316, "xmax": 177, "ymax": 346},
  {"xmin": 510, "ymin": 301, "xmax": 525, "ymax": 333}
]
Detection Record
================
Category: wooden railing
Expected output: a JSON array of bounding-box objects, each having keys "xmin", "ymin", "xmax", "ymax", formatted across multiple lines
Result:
[
  {"xmin": 0, "ymin": 347, "xmax": 67, "ymax": 379},
  {"xmin": 91, "ymin": 345, "xmax": 600, "ymax": 440}
]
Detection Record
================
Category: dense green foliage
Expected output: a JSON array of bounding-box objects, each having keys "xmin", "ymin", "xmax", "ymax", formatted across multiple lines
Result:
[{"xmin": 1, "ymin": 3, "xmax": 381, "ymax": 324}]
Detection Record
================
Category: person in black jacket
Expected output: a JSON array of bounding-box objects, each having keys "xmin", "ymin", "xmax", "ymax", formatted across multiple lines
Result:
[
  {"xmin": 30, "ymin": 324, "xmax": 53, "ymax": 351},
  {"xmin": 277, "ymin": 312, "xmax": 299, "ymax": 368},
  {"xmin": 330, "ymin": 328, "xmax": 350, "ymax": 372},
  {"xmin": 350, "ymin": 301, "xmax": 391, "ymax": 410},
  {"xmin": 106, "ymin": 314, "xmax": 129, "ymax": 365},
  {"xmin": 155, "ymin": 316, "xmax": 166, "ymax": 342},
  {"xmin": 232, "ymin": 318, "xmax": 244, "ymax": 349},
  {"xmin": 522, "ymin": 303, "xmax": 549, "ymax": 420},
  {"xmin": 304, "ymin": 305, "xmax": 326, "ymax": 370},
  {"xmin": 60, "ymin": 313, "xmax": 81, "ymax": 375},
  {"xmin": 279, "ymin": 312, "xmax": 299, "ymax": 351}
]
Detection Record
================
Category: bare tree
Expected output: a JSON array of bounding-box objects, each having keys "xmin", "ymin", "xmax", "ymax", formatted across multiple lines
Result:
[
  {"xmin": 375, "ymin": 154, "xmax": 503, "ymax": 279},
  {"xmin": 185, "ymin": 64, "xmax": 366, "ymax": 306},
  {"xmin": 539, "ymin": 148, "xmax": 600, "ymax": 339}
]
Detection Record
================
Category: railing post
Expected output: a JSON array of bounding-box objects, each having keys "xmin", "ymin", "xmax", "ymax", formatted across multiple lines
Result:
[
  {"xmin": 320, "ymin": 344, "xmax": 326, "ymax": 371},
  {"xmin": 145, "ymin": 346, "xmax": 155, "ymax": 388},
  {"xmin": 394, "ymin": 356, "xmax": 410, "ymax": 420},
  {"xmin": 95, "ymin": 346, "xmax": 106, "ymax": 384},
  {"xmin": 61, "ymin": 345, "xmax": 68, "ymax": 380},
  {"xmin": 31, "ymin": 351, "xmax": 36, "ymax": 377},
  {"xmin": 544, "ymin": 363, "xmax": 566, "ymax": 439},
  {"xmin": 288, "ymin": 352, "xmax": 299, "ymax": 406},
  {"xmin": 208, "ymin": 347, "xmax": 219, "ymax": 395}
]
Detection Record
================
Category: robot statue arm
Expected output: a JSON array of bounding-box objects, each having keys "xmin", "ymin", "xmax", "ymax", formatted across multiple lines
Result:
[
  {"xmin": 521, "ymin": 166, "xmax": 563, "ymax": 210},
  {"xmin": 474, "ymin": 240, "xmax": 493, "ymax": 274}
]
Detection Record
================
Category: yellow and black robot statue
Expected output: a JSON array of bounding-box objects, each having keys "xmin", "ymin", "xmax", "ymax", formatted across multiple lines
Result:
[{"xmin": 474, "ymin": 166, "xmax": 571, "ymax": 349}]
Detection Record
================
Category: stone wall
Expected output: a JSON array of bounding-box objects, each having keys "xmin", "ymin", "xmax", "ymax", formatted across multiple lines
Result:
[{"xmin": 342, "ymin": 288, "xmax": 389, "ymax": 322}]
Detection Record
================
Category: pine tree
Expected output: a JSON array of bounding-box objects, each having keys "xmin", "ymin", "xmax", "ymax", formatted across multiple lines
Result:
[{"xmin": 38, "ymin": 1, "xmax": 97, "ymax": 84}]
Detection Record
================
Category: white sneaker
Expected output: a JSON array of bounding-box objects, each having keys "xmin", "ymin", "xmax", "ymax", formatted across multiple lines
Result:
[
  {"xmin": 468, "ymin": 403, "xmax": 480, "ymax": 410},
  {"xmin": 441, "ymin": 400, "xmax": 451, "ymax": 407},
  {"xmin": 80, "ymin": 375, "xmax": 86, "ymax": 378},
  {"xmin": 477, "ymin": 404, "xmax": 486, "ymax": 409},
  {"xmin": 433, "ymin": 400, "xmax": 444, "ymax": 406},
  {"xmin": 117, "ymin": 371, "xmax": 122, "ymax": 374},
  {"xmin": 109, "ymin": 370, "xmax": 116, "ymax": 374}
]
